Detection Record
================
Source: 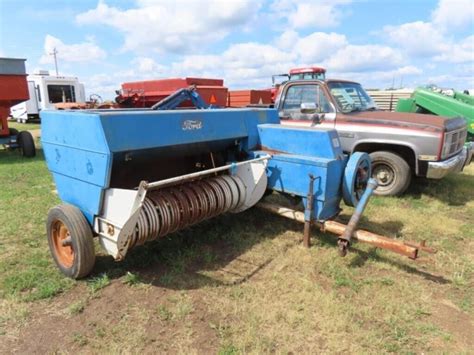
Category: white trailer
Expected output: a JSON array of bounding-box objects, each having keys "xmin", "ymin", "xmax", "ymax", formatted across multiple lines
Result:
[{"xmin": 10, "ymin": 70, "xmax": 85, "ymax": 123}]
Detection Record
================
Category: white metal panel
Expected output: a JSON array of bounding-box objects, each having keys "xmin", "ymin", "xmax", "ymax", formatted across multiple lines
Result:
[
  {"xmin": 100, "ymin": 188, "xmax": 139, "ymax": 226},
  {"xmin": 231, "ymin": 159, "xmax": 268, "ymax": 213}
]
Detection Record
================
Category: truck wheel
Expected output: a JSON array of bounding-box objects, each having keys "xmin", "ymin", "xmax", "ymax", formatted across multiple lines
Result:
[
  {"xmin": 369, "ymin": 151, "xmax": 411, "ymax": 196},
  {"xmin": 47, "ymin": 204, "xmax": 96, "ymax": 279},
  {"xmin": 17, "ymin": 131, "xmax": 36, "ymax": 157}
]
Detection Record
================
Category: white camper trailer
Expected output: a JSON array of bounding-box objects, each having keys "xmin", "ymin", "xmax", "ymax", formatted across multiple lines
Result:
[{"xmin": 10, "ymin": 70, "xmax": 85, "ymax": 122}]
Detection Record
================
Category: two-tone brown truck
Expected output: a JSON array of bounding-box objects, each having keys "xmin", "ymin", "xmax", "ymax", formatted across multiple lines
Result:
[{"xmin": 274, "ymin": 79, "xmax": 473, "ymax": 196}]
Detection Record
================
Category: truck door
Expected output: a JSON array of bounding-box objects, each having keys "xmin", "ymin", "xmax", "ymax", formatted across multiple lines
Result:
[{"xmin": 278, "ymin": 83, "xmax": 336, "ymax": 128}]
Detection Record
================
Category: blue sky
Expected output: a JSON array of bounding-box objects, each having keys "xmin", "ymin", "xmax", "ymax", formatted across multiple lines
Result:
[{"xmin": 1, "ymin": 0, "xmax": 473, "ymax": 99}]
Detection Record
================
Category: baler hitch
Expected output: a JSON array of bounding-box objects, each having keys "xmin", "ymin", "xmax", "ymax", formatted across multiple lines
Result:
[
  {"xmin": 337, "ymin": 178, "xmax": 378, "ymax": 257},
  {"xmin": 257, "ymin": 202, "xmax": 436, "ymax": 260}
]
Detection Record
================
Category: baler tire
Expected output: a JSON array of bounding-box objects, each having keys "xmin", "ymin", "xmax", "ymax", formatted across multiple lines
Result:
[
  {"xmin": 17, "ymin": 131, "xmax": 36, "ymax": 157},
  {"xmin": 47, "ymin": 204, "xmax": 95, "ymax": 279},
  {"xmin": 369, "ymin": 151, "xmax": 411, "ymax": 196}
]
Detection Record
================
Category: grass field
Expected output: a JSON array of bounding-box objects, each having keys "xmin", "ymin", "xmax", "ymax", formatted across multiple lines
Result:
[
  {"xmin": 0, "ymin": 130, "xmax": 473, "ymax": 353},
  {"xmin": 7, "ymin": 120, "xmax": 41, "ymax": 132}
]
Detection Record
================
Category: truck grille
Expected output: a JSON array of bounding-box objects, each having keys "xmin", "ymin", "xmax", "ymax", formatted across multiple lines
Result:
[{"xmin": 442, "ymin": 127, "xmax": 467, "ymax": 159}]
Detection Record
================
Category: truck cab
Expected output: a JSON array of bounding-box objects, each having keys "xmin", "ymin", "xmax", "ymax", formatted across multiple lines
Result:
[{"xmin": 276, "ymin": 79, "xmax": 472, "ymax": 196}]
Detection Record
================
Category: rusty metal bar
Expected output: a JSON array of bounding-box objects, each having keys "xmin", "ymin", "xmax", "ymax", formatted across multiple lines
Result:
[
  {"xmin": 338, "ymin": 178, "xmax": 378, "ymax": 256},
  {"xmin": 256, "ymin": 202, "xmax": 434, "ymax": 259},
  {"xmin": 303, "ymin": 174, "xmax": 316, "ymax": 248}
]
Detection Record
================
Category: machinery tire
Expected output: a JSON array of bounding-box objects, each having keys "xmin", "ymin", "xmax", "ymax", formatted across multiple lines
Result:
[
  {"xmin": 17, "ymin": 131, "xmax": 36, "ymax": 157},
  {"xmin": 8, "ymin": 128, "xmax": 19, "ymax": 136},
  {"xmin": 369, "ymin": 151, "xmax": 411, "ymax": 196},
  {"xmin": 47, "ymin": 204, "xmax": 95, "ymax": 279}
]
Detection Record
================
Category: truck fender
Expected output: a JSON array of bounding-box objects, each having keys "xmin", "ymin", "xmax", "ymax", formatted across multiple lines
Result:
[{"xmin": 351, "ymin": 139, "xmax": 420, "ymax": 175}]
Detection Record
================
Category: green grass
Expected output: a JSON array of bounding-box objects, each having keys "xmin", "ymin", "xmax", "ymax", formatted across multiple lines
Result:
[
  {"xmin": 7, "ymin": 120, "xmax": 41, "ymax": 132},
  {"xmin": 87, "ymin": 273, "xmax": 110, "ymax": 293},
  {"xmin": 0, "ymin": 147, "xmax": 473, "ymax": 353}
]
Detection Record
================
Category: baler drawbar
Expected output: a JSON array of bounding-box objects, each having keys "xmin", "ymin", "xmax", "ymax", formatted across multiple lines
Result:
[{"xmin": 41, "ymin": 102, "xmax": 434, "ymax": 279}]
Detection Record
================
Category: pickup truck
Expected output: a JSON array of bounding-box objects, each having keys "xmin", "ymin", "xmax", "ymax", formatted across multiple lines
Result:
[{"xmin": 275, "ymin": 79, "xmax": 473, "ymax": 196}]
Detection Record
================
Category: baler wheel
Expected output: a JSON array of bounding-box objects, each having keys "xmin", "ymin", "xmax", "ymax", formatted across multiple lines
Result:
[
  {"xmin": 343, "ymin": 152, "xmax": 371, "ymax": 207},
  {"xmin": 17, "ymin": 131, "xmax": 36, "ymax": 157},
  {"xmin": 47, "ymin": 204, "xmax": 95, "ymax": 279}
]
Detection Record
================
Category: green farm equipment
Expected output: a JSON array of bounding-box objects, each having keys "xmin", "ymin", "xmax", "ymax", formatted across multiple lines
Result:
[{"xmin": 396, "ymin": 86, "xmax": 474, "ymax": 141}]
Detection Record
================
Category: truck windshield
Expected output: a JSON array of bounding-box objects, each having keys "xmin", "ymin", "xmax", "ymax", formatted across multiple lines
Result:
[{"xmin": 328, "ymin": 82, "xmax": 377, "ymax": 113}]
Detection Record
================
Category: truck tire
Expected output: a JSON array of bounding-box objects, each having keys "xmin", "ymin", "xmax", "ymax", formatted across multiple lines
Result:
[
  {"xmin": 17, "ymin": 131, "xmax": 36, "ymax": 157},
  {"xmin": 369, "ymin": 151, "xmax": 411, "ymax": 196},
  {"xmin": 47, "ymin": 204, "xmax": 96, "ymax": 279}
]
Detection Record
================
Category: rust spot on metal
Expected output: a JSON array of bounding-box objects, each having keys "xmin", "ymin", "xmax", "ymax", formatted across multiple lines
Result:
[{"xmin": 258, "ymin": 145, "xmax": 288, "ymax": 155}]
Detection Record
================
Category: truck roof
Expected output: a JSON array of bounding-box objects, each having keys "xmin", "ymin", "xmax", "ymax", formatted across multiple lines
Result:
[{"xmin": 289, "ymin": 67, "xmax": 326, "ymax": 74}]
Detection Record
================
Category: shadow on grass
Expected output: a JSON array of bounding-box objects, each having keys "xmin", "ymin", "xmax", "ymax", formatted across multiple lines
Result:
[
  {"xmin": 93, "ymin": 208, "xmax": 291, "ymax": 289},
  {"xmin": 92, "ymin": 204, "xmax": 450, "ymax": 290}
]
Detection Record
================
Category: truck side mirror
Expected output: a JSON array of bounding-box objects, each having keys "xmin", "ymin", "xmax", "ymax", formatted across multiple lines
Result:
[{"xmin": 300, "ymin": 102, "xmax": 318, "ymax": 114}]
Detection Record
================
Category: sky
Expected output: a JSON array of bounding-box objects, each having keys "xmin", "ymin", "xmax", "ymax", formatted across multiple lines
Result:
[{"xmin": 0, "ymin": 0, "xmax": 473, "ymax": 99}]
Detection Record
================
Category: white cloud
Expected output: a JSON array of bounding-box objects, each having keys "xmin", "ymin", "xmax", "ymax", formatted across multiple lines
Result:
[
  {"xmin": 384, "ymin": 21, "xmax": 447, "ymax": 56},
  {"xmin": 434, "ymin": 35, "xmax": 474, "ymax": 63},
  {"xmin": 326, "ymin": 44, "xmax": 403, "ymax": 72},
  {"xmin": 39, "ymin": 35, "xmax": 106, "ymax": 64},
  {"xmin": 432, "ymin": 0, "xmax": 474, "ymax": 30},
  {"xmin": 272, "ymin": 0, "xmax": 352, "ymax": 29},
  {"xmin": 132, "ymin": 57, "xmax": 167, "ymax": 74},
  {"xmin": 76, "ymin": 0, "xmax": 262, "ymax": 54},
  {"xmin": 169, "ymin": 42, "xmax": 296, "ymax": 87},
  {"xmin": 293, "ymin": 32, "xmax": 348, "ymax": 63},
  {"xmin": 332, "ymin": 65, "xmax": 423, "ymax": 90},
  {"xmin": 397, "ymin": 65, "xmax": 423, "ymax": 76}
]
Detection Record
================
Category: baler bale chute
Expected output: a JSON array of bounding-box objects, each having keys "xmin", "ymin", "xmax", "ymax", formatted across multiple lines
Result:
[{"xmin": 41, "ymin": 100, "xmax": 434, "ymax": 279}]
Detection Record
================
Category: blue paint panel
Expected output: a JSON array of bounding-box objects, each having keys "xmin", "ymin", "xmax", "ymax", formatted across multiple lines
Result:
[
  {"xmin": 258, "ymin": 124, "xmax": 343, "ymax": 159},
  {"xmin": 41, "ymin": 110, "xmax": 112, "ymax": 218},
  {"xmin": 263, "ymin": 153, "xmax": 343, "ymax": 220},
  {"xmin": 98, "ymin": 108, "xmax": 279, "ymax": 152},
  {"xmin": 42, "ymin": 143, "xmax": 109, "ymax": 187},
  {"xmin": 52, "ymin": 173, "xmax": 104, "ymax": 223},
  {"xmin": 41, "ymin": 110, "xmax": 110, "ymax": 154}
]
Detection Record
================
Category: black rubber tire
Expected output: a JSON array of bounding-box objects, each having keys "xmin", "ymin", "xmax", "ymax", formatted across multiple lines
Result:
[
  {"xmin": 8, "ymin": 128, "xmax": 19, "ymax": 136},
  {"xmin": 369, "ymin": 151, "xmax": 411, "ymax": 196},
  {"xmin": 17, "ymin": 131, "xmax": 36, "ymax": 157},
  {"xmin": 47, "ymin": 204, "xmax": 96, "ymax": 279}
]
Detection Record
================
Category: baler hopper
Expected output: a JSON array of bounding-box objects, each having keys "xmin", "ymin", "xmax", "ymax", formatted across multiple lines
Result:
[
  {"xmin": 41, "ymin": 104, "xmax": 434, "ymax": 279},
  {"xmin": 0, "ymin": 57, "xmax": 35, "ymax": 157}
]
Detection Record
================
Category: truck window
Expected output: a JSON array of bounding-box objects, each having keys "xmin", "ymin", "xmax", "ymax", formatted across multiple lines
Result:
[
  {"xmin": 328, "ymin": 82, "xmax": 377, "ymax": 112},
  {"xmin": 47, "ymin": 85, "xmax": 76, "ymax": 103},
  {"xmin": 281, "ymin": 84, "xmax": 333, "ymax": 116}
]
